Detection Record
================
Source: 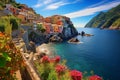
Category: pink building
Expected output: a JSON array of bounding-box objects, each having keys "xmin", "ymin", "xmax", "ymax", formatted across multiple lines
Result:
[{"xmin": 44, "ymin": 23, "xmax": 52, "ymax": 34}]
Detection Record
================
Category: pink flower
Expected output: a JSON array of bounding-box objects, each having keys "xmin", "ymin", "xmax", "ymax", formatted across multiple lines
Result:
[
  {"xmin": 55, "ymin": 64, "xmax": 66, "ymax": 74},
  {"xmin": 41, "ymin": 56, "xmax": 50, "ymax": 63},
  {"xmin": 55, "ymin": 56, "xmax": 60, "ymax": 63},
  {"xmin": 70, "ymin": 70, "xmax": 82, "ymax": 80},
  {"xmin": 89, "ymin": 75, "xmax": 102, "ymax": 80},
  {"xmin": 50, "ymin": 56, "xmax": 60, "ymax": 63}
]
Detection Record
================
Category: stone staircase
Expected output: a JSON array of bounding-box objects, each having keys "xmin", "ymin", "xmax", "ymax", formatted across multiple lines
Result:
[{"xmin": 13, "ymin": 38, "xmax": 41, "ymax": 80}]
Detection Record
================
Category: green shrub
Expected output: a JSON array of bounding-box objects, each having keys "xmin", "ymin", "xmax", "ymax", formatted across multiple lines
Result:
[
  {"xmin": 35, "ymin": 59, "xmax": 72, "ymax": 80},
  {"xmin": 0, "ymin": 16, "xmax": 20, "ymax": 35},
  {"xmin": 34, "ymin": 56, "xmax": 103, "ymax": 80},
  {"xmin": 9, "ymin": 16, "xmax": 20, "ymax": 30},
  {"xmin": 0, "ymin": 33, "xmax": 24, "ymax": 79},
  {"xmin": 0, "ymin": 16, "xmax": 12, "ymax": 35},
  {"xmin": 37, "ymin": 24, "xmax": 46, "ymax": 33}
]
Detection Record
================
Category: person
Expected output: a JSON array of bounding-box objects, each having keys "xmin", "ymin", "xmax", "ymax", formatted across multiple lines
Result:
[{"xmin": 81, "ymin": 31, "xmax": 85, "ymax": 36}]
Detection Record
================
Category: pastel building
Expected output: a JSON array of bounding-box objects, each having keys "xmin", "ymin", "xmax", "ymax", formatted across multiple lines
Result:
[
  {"xmin": 17, "ymin": 14, "xmax": 27, "ymax": 23},
  {"xmin": 5, "ymin": 4, "xmax": 19, "ymax": 15},
  {"xmin": 17, "ymin": 9, "xmax": 28, "ymax": 23},
  {"xmin": 52, "ymin": 24, "xmax": 63, "ymax": 33},
  {"xmin": 34, "ymin": 15, "xmax": 44, "ymax": 24},
  {"xmin": 44, "ymin": 23, "xmax": 52, "ymax": 34},
  {"xmin": 44, "ymin": 17, "xmax": 51, "ymax": 23},
  {"xmin": 26, "ymin": 11, "xmax": 35, "ymax": 23}
]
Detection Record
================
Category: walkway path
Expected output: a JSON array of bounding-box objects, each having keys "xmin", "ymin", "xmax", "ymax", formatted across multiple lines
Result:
[{"xmin": 13, "ymin": 38, "xmax": 41, "ymax": 80}]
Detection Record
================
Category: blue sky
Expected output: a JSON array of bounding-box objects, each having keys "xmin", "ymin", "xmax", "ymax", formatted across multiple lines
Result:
[{"xmin": 16, "ymin": 0, "xmax": 120, "ymax": 28}]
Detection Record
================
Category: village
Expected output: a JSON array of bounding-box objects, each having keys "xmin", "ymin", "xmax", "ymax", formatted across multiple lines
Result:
[{"xmin": 3, "ymin": 4, "xmax": 73, "ymax": 34}]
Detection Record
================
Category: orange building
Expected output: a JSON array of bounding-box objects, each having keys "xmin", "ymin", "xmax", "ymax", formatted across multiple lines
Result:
[
  {"xmin": 52, "ymin": 24, "xmax": 59, "ymax": 33},
  {"xmin": 17, "ymin": 14, "xmax": 27, "ymax": 23},
  {"xmin": 44, "ymin": 17, "xmax": 51, "ymax": 23},
  {"xmin": 44, "ymin": 23, "xmax": 51, "ymax": 33},
  {"xmin": 56, "ymin": 20, "xmax": 63, "ymax": 25}
]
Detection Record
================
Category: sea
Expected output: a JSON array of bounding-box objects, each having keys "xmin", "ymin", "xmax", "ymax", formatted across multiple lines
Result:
[{"xmin": 44, "ymin": 28, "xmax": 120, "ymax": 80}]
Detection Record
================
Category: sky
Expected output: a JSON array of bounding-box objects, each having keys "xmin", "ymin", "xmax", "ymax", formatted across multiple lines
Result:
[{"xmin": 16, "ymin": 0, "xmax": 120, "ymax": 28}]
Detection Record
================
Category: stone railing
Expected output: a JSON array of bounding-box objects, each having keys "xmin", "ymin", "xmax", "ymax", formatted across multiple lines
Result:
[{"xmin": 13, "ymin": 38, "xmax": 41, "ymax": 80}]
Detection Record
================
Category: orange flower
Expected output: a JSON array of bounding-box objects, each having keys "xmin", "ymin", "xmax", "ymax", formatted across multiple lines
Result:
[
  {"xmin": 5, "ymin": 45, "xmax": 10, "ymax": 49},
  {"xmin": 0, "ymin": 32, "xmax": 4, "ymax": 37}
]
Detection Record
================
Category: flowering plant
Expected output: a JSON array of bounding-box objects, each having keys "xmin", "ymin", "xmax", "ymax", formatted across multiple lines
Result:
[
  {"xmin": 0, "ymin": 32, "xmax": 23, "ymax": 79},
  {"xmin": 89, "ymin": 75, "xmax": 102, "ymax": 80},
  {"xmin": 54, "ymin": 56, "xmax": 60, "ymax": 63},
  {"xmin": 50, "ymin": 56, "xmax": 61, "ymax": 63},
  {"xmin": 70, "ymin": 70, "xmax": 82, "ymax": 80},
  {"xmin": 41, "ymin": 56, "xmax": 50, "ymax": 63},
  {"xmin": 55, "ymin": 64, "xmax": 66, "ymax": 75},
  {"xmin": 36, "ymin": 55, "xmax": 103, "ymax": 80}
]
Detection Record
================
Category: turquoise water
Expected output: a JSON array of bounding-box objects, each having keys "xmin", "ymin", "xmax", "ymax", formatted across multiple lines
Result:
[{"xmin": 51, "ymin": 28, "xmax": 120, "ymax": 80}]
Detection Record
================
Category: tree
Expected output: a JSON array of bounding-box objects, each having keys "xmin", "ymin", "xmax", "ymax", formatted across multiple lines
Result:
[
  {"xmin": 0, "ymin": 16, "xmax": 12, "ymax": 39},
  {"xmin": 37, "ymin": 24, "xmax": 46, "ymax": 33},
  {"xmin": 9, "ymin": 16, "xmax": 20, "ymax": 30},
  {"xmin": 41, "ymin": 28, "xmax": 46, "ymax": 33},
  {"xmin": 37, "ymin": 24, "xmax": 42, "ymax": 31},
  {"xmin": 0, "ymin": 16, "xmax": 20, "ymax": 39}
]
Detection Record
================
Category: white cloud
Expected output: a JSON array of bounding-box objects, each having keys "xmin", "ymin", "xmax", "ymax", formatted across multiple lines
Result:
[
  {"xmin": 33, "ymin": 4, "xmax": 42, "ymax": 8},
  {"xmin": 33, "ymin": 0, "xmax": 80, "ymax": 10},
  {"xmin": 43, "ymin": 0, "xmax": 53, "ymax": 4},
  {"xmin": 87, "ymin": 0, "xmax": 108, "ymax": 8},
  {"xmin": 44, "ymin": 1, "xmax": 69, "ymax": 10},
  {"xmin": 33, "ymin": 0, "xmax": 55, "ymax": 8},
  {"xmin": 64, "ymin": 1, "xmax": 120, "ymax": 18}
]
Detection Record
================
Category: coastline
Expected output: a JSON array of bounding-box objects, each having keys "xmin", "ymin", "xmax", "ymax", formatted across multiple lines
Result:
[{"xmin": 36, "ymin": 43, "xmax": 57, "ymax": 57}]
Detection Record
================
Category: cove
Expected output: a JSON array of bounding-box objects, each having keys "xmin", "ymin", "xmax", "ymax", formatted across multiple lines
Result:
[{"xmin": 49, "ymin": 28, "xmax": 120, "ymax": 80}]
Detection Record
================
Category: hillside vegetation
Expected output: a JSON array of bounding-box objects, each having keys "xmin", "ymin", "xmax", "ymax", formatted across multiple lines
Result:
[{"xmin": 85, "ymin": 4, "xmax": 120, "ymax": 29}]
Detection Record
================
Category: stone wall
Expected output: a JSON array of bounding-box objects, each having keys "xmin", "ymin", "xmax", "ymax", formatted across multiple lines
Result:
[
  {"xmin": 22, "ymin": 31, "xmax": 29, "ymax": 48},
  {"xmin": 12, "ymin": 30, "xmax": 20, "ymax": 37}
]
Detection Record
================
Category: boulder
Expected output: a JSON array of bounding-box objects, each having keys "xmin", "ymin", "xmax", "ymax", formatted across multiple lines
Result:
[
  {"xmin": 68, "ymin": 38, "xmax": 80, "ymax": 44},
  {"xmin": 49, "ymin": 35, "xmax": 62, "ymax": 42}
]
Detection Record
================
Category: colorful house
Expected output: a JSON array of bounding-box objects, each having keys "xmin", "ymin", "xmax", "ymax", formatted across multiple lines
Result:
[
  {"xmin": 56, "ymin": 20, "xmax": 63, "ymax": 25},
  {"xmin": 17, "ymin": 14, "xmax": 27, "ymax": 23},
  {"xmin": 26, "ymin": 11, "xmax": 35, "ymax": 23},
  {"xmin": 44, "ymin": 17, "xmax": 51, "ymax": 23},
  {"xmin": 19, "ymin": 9, "xmax": 28, "ymax": 16},
  {"xmin": 52, "ymin": 24, "xmax": 60, "ymax": 33},
  {"xmin": 44, "ymin": 23, "xmax": 51, "ymax": 34},
  {"xmin": 34, "ymin": 15, "xmax": 44, "ymax": 23},
  {"xmin": 5, "ymin": 4, "xmax": 19, "ymax": 15}
]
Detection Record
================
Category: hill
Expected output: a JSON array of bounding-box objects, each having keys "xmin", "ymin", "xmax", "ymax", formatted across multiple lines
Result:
[
  {"xmin": 0, "ymin": 0, "xmax": 78, "ymax": 41},
  {"xmin": 85, "ymin": 4, "xmax": 120, "ymax": 29}
]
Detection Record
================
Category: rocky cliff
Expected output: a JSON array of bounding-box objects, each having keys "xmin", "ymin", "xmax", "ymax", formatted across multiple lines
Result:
[
  {"xmin": 85, "ymin": 4, "xmax": 120, "ymax": 29},
  {"xmin": 61, "ymin": 24, "xmax": 78, "ymax": 39},
  {"xmin": 51, "ymin": 15, "xmax": 78, "ymax": 40}
]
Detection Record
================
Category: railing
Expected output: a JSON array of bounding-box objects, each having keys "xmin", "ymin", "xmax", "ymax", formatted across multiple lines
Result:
[{"xmin": 13, "ymin": 38, "xmax": 41, "ymax": 80}]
